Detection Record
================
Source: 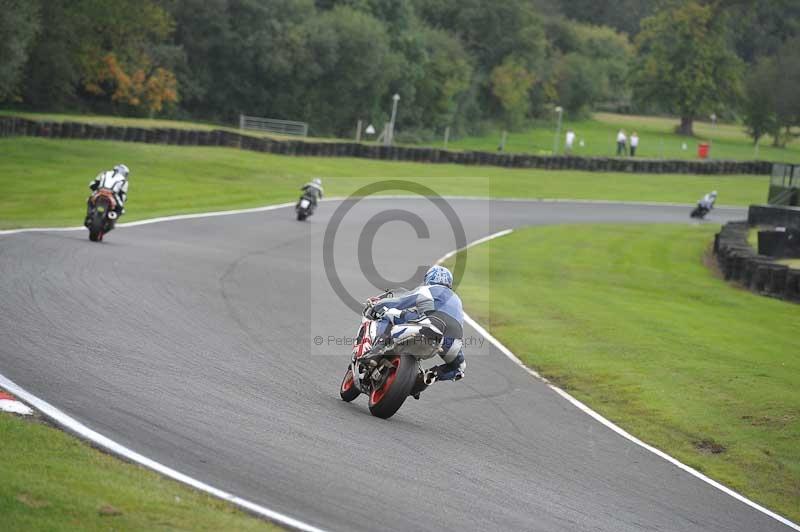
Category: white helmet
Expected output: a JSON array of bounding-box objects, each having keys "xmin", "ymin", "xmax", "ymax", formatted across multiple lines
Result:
[
  {"xmin": 312, "ymin": 178, "xmax": 322, "ymax": 186},
  {"xmin": 113, "ymin": 164, "xmax": 130, "ymax": 178}
]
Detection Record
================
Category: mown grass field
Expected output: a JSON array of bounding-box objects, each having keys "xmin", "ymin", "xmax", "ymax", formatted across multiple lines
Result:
[
  {"xmin": 0, "ymin": 413, "xmax": 278, "ymax": 531},
  {"xmin": 449, "ymin": 224, "xmax": 800, "ymax": 522},
  {"xmin": 0, "ymin": 137, "xmax": 767, "ymax": 229},
  {"xmin": 446, "ymin": 112, "xmax": 800, "ymax": 163}
]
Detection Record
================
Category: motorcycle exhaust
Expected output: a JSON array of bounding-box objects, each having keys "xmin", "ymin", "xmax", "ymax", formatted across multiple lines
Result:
[{"xmin": 108, "ymin": 211, "xmax": 118, "ymax": 220}]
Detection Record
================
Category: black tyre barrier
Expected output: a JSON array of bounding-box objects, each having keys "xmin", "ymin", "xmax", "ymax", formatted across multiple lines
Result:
[
  {"xmin": 0, "ymin": 115, "xmax": 776, "ymax": 175},
  {"xmin": 714, "ymin": 220, "xmax": 799, "ymax": 303}
]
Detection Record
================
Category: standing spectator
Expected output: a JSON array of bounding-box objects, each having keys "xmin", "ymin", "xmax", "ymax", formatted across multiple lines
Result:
[
  {"xmin": 630, "ymin": 131, "xmax": 639, "ymax": 157},
  {"xmin": 616, "ymin": 129, "xmax": 627, "ymax": 156},
  {"xmin": 565, "ymin": 129, "xmax": 576, "ymax": 154}
]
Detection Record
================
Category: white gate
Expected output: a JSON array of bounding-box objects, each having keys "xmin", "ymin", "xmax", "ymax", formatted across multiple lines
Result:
[{"xmin": 239, "ymin": 114, "xmax": 308, "ymax": 137}]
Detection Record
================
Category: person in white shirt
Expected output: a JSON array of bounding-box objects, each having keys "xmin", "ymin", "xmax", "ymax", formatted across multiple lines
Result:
[
  {"xmin": 616, "ymin": 130, "xmax": 627, "ymax": 156},
  {"xmin": 565, "ymin": 129, "xmax": 576, "ymax": 154},
  {"xmin": 630, "ymin": 132, "xmax": 639, "ymax": 157}
]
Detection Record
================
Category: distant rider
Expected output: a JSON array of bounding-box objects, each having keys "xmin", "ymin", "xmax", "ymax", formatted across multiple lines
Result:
[
  {"xmin": 698, "ymin": 190, "xmax": 718, "ymax": 212},
  {"xmin": 364, "ymin": 265, "xmax": 466, "ymax": 386},
  {"xmin": 300, "ymin": 178, "xmax": 324, "ymax": 207},
  {"xmin": 86, "ymin": 164, "xmax": 129, "ymax": 222}
]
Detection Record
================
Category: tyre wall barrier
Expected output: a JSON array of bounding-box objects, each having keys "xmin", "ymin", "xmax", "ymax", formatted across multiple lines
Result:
[
  {"xmin": 714, "ymin": 220, "xmax": 799, "ymax": 302},
  {"xmin": 0, "ymin": 116, "xmax": 773, "ymax": 175}
]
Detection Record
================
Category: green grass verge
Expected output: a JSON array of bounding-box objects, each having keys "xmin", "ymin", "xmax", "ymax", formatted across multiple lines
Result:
[
  {"xmin": 448, "ymin": 224, "xmax": 800, "ymax": 522},
  {"xmin": 0, "ymin": 137, "xmax": 766, "ymax": 229},
  {"xmin": 446, "ymin": 112, "xmax": 800, "ymax": 163},
  {"xmin": 0, "ymin": 412, "xmax": 279, "ymax": 531}
]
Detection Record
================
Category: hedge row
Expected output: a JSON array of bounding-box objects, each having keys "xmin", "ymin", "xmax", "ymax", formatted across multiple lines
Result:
[
  {"xmin": 0, "ymin": 116, "xmax": 772, "ymax": 175},
  {"xmin": 714, "ymin": 221, "xmax": 800, "ymax": 302}
]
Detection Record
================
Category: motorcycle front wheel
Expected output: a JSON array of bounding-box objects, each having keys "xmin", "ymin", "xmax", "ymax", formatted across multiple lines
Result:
[
  {"xmin": 368, "ymin": 355, "xmax": 417, "ymax": 419},
  {"xmin": 339, "ymin": 366, "xmax": 360, "ymax": 402},
  {"xmin": 88, "ymin": 212, "xmax": 105, "ymax": 241}
]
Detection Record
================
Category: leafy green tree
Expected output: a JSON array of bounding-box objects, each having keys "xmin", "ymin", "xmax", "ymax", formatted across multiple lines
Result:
[
  {"xmin": 631, "ymin": 1, "xmax": 743, "ymax": 136},
  {"xmin": 742, "ymin": 58, "xmax": 779, "ymax": 145},
  {"xmin": 0, "ymin": 0, "xmax": 40, "ymax": 102},
  {"xmin": 298, "ymin": 6, "xmax": 399, "ymax": 135},
  {"xmin": 491, "ymin": 57, "xmax": 536, "ymax": 129}
]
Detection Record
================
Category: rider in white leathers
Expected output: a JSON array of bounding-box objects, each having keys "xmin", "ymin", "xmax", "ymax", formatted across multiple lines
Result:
[
  {"xmin": 86, "ymin": 164, "xmax": 129, "ymax": 222},
  {"xmin": 300, "ymin": 178, "xmax": 324, "ymax": 207}
]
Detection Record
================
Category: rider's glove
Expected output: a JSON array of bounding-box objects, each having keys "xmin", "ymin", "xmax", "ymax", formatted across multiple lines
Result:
[{"xmin": 363, "ymin": 304, "xmax": 381, "ymax": 320}]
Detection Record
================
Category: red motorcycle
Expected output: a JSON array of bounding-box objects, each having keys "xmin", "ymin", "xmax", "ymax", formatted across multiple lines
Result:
[
  {"xmin": 85, "ymin": 189, "xmax": 119, "ymax": 242},
  {"xmin": 339, "ymin": 290, "xmax": 447, "ymax": 419}
]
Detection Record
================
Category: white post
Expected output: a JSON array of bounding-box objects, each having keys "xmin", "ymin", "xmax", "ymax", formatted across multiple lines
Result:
[
  {"xmin": 385, "ymin": 93, "xmax": 400, "ymax": 147},
  {"xmin": 553, "ymin": 106, "xmax": 563, "ymax": 155},
  {"xmin": 239, "ymin": 114, "xmax": 244, "ymax": 130},
  {"xmin": 443, "ymin": 126, "xmax": 450, "ymax": 149},
  {"xmin": 499, "ymin": 131, "xmax": 507, "ymax": 152},
  {"xmin": 356, "ymin": 120, "xmax": 362, "ymax": 142}
]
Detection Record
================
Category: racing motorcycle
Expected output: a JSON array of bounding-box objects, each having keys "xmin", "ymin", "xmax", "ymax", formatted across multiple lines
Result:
[
  {"xmin": 85, "ymin": 189, "xmax": 118, "ymax": 242},
  {"xmin": 339, "ymin": 290, "xmax": 445, "ymax": 419},
  {"xmin": 690, "ymin": 204, "xmax": 710, "ymax": 219},
  {"xmin": 296, "ymin": 193, "xmax": 316, "ymax": 221}
]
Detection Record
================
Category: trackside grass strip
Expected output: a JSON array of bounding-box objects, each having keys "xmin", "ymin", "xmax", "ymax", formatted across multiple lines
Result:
[
  {"xmin": 0, "ymin": 413, "xmax": 281, "ymax": 531},
  {"xmin": 449, "ymin": 224, "xmax": 799, "ymax": 522},
  {"xmin": 0, "ymin": 137, "xmax": 766, "ymax": 229}
]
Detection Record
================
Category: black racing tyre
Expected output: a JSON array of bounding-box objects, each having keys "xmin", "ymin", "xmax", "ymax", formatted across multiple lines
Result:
[
  {"xmin": 89, "ymin": 214, "xmax": 104, "ymax": 242},
  {"xmin": 339, "ymin": 366, "xmax": 360, "ymax": 402},
  {"xmin": 368, "ymin": 355, "xmax": 417, "ymax": 419},
  {"xmin": 297, "ymin": 211, "xmax": 307, "ymax": 221}
]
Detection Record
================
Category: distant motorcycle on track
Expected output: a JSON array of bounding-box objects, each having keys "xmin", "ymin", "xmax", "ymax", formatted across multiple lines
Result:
[
  {"xmin": 85, "ymin": 189, "xmax": 118, "ymax": 241},
  {"xmin": 339, "ymin": 290, "xmax": 445, "ymax": 419},
  {"xmin": 690, "ymin": 204, "xmax": 710, "ymax": 219},
  {"xmin": 296, "ymin": 193, "xmax": 316, "ymax": 221}
]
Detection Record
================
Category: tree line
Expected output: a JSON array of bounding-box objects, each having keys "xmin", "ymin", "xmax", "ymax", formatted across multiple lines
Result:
[{"xmin": 1, "ymin": 0, "xmax": 798, "ymax": 144}]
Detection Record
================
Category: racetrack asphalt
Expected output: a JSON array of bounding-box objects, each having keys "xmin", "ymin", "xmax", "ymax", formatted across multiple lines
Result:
[{"xmin": 1, "ymin": 198, "xmax": 792, "ymax": 532}]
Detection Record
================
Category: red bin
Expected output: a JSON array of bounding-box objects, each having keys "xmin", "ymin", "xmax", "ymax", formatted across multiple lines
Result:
[{"xmin": 698, "ymin": 143, "xmax": 710, "ymax": 159}]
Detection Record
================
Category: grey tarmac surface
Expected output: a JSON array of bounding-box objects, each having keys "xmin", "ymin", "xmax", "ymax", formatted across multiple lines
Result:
[{"xmin": 0, "ymin": 199, "xmax": 791, "ymax": 532}]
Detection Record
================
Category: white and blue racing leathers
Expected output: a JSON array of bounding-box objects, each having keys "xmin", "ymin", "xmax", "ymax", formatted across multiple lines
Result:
[{"xmin": 371, "ymin": 284, "xmax": 466, "ymax": 381}]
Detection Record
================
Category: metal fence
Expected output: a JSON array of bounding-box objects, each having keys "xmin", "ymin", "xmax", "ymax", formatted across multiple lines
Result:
[{"xmin": 239, "ymin": 114, "xmax": 308, "ymax": 137}]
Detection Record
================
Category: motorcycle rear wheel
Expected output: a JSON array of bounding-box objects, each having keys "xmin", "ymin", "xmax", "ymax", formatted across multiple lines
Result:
[
  {"xmin": 339, "ymin": 366, "xmax": 360, "ymax": 402},
  {"xmin": 368, "ymin": 355, "xmax": 417, "ymax": 419}
]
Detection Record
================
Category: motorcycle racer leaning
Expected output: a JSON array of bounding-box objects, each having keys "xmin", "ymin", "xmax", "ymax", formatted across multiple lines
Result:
[
  {"xmin": 86, "ymin": 164, "xmax": 129, "ymax": 222},
  {"xmin": 698, "ymin": 190, "xmax": 717, "ymax": 211},
  {"xmin": 364, "ymin": 265, "xmax": 466, "ymax": 383},
  {"xmin": 300, "ymin": 177, "xmax": 324, "ymax": 207}
]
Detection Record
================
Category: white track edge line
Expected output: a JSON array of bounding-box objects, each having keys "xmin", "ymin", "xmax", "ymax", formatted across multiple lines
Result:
[
  {"xmin": 437, "ymin": 229, "xmax": 799, "ymax": 531},
  {"xmin": 0, "ymin": 373, "xmax": 327, "ymax": 532},
  {"xmin": 0, "ymin": 196, "xmax": 745, "ymax": 236}
]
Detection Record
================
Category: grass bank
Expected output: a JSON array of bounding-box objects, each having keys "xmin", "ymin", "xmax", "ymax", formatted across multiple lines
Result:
[
  {"xmin": 449, "ymin": 224, "xmax": 799, "ymax": 522},
  {"xmin": 446, "ymin": 112, "xmax": 800, "ymax": 163},
  {"xmin": 0, "ymin": 137, "xmax": 765, "ymax": 229},
  {"xmin": 0, "ymin": 412, "xmax": 278, "ymax": 531}
]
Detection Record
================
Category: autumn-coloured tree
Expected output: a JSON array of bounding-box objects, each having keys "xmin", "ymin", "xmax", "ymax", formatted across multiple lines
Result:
[{"xmin": 85, "ymin": 54, "xmax": 177, "ymax": 115}]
